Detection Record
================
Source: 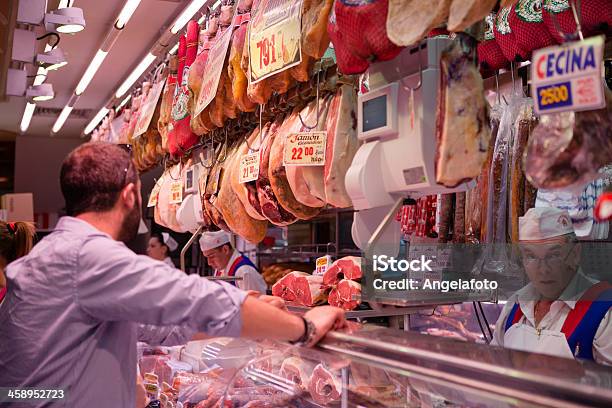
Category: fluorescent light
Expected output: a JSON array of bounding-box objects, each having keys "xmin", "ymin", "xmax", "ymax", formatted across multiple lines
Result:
[
  {"xmin": 212, "ymin": 0, "xmax": 221, "ymax": 10},
  {"xmin": 56, "ymin": 24, "xmax": 85, "ymax": 34},
  {"xmin": 52, "ymin": 105, "xmax": 73, "ymax": 133},
  {"xmin": 169, "ymin": 42, "xmax": 179, "ymax": 55},
  {"xmin": 197, "ymin": 13, "xmax": 206, "ymax": 24},
  {"xmin": 115, "ymin": 0, "xmax": 142, "ymax": 29},
  {"xmin": 171, "ymin": 0, "xmax": 207, "ymax": 34},
  {"xmin": 115, "ymin": 53, "xmax": 156, "ymax": 98},
  {"xmin": 116, "ymin": 94, "xmax": 131, "ymax": 112},
  {"xmin": 75, "ymin": 49, "xmax": 108, "ymax": 95},
  {"xmin": 33, "ymin": 67, "xmax": 47, "ymax": 86},
  {"xmin": 20, "ymin": 103, "xmax": 36, "ymax": 132},
  {"xmin": 84, "ymin": 107, "xmax": 110, "ymax": 135},
  {"xmin": 32, "ymin": 94, "xmax": 53, "ymax": 102},
  {"xmin": 58, "ymin": 0, "xmax": 73, "ymax": 8}
]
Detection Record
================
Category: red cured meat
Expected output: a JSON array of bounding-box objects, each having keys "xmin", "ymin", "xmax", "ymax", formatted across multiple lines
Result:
[
  {"xmin": 167, "ymin": 21, "xmax": 199, "ymax": 157},
  {"xmin": 322, "ymin": 256, "xmax": 362, "ymax": 288},
  {"xmin": 494, "ymin": 6, "xmax": 529, "ymax": 62},
  {"xmin": 328, "ymin": 0, "xmax": 403, "ymax": 75},
  {"xmin": 543, "ymin": 0, "xmax": 612, "ymax": 43},
  {"xmin": 271, "ymin": 272, "xmax": 299, "ymax": 301},
  {"xmin": 328, "ymin": 279, "xmax": 361, "ymax": 310},
  {"xmin": 292, "ymin": 274, "xmax": 326, "ymax": 307},
  {"xmin": 308, "ymin": 364, "xmax": 342, "ymax": 405},
  {"xmin": 509, "ymin": 0, "xmax": 557, "ymax": 57}
]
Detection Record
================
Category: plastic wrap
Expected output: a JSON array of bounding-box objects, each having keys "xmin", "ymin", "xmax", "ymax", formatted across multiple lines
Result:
[{"xmin": 525, "ymin": 87, "xmax": 612, "ymax": 193}]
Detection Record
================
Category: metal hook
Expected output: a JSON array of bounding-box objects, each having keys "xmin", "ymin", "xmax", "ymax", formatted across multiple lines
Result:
[
  {"xmin": 298, "ymin": 70, "xmax": 320, "ymax": 130},
  {"xmin": 216, "ymin": 128, "xmax": 229, "ymax": 163},
  {"xmin": 495, "ymin": 71, "xmax": 501, "ymax": 105},
  {"xmin": 202, "ymin": 134, "xmax": 217, "ymax": 169}
]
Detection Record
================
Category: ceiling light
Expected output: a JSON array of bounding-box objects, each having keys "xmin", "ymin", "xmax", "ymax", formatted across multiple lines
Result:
[
  {"xmin": 169, "ymin": 42, "xmax": 179, "ymax": 55},
  {"xmin": 52, "ymin": 105, "xmax": 73, "ymax": 133},
  {"xmin": 45, "ymin": 7, "xmax": 86, "ymax": 34},
  {"xmin": 75, "ymin": 49, "xmax": 108, "ymax": 95},
  {"xmin": 26, "ymin": 83, "xmax": 54, "ymax": 102},
  {"xmin": 20, "ymin": 103, "xmax": 36, "ymax": 133},
  {"xmin": 115, "ymin": 0, "xmax": 143, "ymax": 29},
  {"xmin": 171, "ymin": 0, "xmax": 206, "ymax": 34},
  {"xmin": 212, "ymin": 0, "xmax": 221, "ymax": 10},
  {"xmin": 36, "ymin": 47, "xmax": 67, "ymax": 71},
  {"xmin": 116, "ymin": 94, "xmax": 131, "ymax": 112},
  {"xmin": 115, "ymin": 53, "xmax": 156, "ymax": 98},
  {"xmin": 84, "ymin": 107, "xmax": 110, "ymax": 135},
  {"xmin": 33, "ymin": 66, "xmax": 47, "ymax": 86},
  {"xmin": 58, "ymin": 0, "xmax": 73, "ymax": 8}
]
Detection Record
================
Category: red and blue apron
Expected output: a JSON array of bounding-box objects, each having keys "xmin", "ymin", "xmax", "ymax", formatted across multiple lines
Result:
[
  {"xmin": 504, "ymin": 282, "xmax": 612, "ymax": 360},
  {"xmin": 215, "ymin": 254, "xmax": 258, "ymax": 287}
]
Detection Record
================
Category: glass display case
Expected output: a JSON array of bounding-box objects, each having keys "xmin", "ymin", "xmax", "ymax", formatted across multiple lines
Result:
[{"xmin": 138, "ymin": 325, "xmax": 612, "ymax": 408}]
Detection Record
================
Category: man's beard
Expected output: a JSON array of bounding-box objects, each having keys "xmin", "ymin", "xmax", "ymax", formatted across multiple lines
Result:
[{"xmin": 118, "ymin": 202, "xmax": 142, "ymax": 244}]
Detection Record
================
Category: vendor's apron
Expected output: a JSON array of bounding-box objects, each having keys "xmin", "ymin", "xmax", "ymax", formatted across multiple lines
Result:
[
  {"xmin": 503, "ymin": 282, "xmax": 612, "ymax": 360},
  {"xmin": 214, "ymin": 255, "xmax": 258, "ymax": 287}
]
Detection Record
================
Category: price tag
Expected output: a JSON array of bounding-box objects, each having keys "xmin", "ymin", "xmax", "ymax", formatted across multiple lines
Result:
[
  {"xmin": 134, "ymin": 79, "xmax": 166, "ymax": 138},
  {"xmin": 147, "ymin": 177, "xmax": 164, "ymax": 207},
  {"xmin": 169, "ymin": 180, "xmax": 183, "ymax": 204},
  {"xmin": 194, "ymin": 7, "xmax": 237, "ymax": 117},
  {"xmin": 531, "ymin": 36, "xmax": 605, "ymax": 115},
  {"xmin": 314, "ymin": 255, "xmax": 332, "ymax": 276},
  {"xmin": 283, "ymin": 131, "xmax": 326, "ymax": 166},
  {"xmin": 239, "ymin": 152, "xmax": 260, "ymax": 183},
  {"xmin": 248, "ymin": 0, "xmax": 303, "ymax": 84}
]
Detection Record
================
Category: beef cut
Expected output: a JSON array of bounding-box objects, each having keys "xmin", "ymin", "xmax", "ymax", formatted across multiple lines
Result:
[
  {"xmin": 271, "ymin": 271, "xmax": 299, "ymax": 301},
  {"xmin": 328, "ymin": 0, "xmax": 402, "ymax": 75},
  {"xmin": 256, "ymin": 119, "xmax": 298, "ymax": 226},
  {"xmin": 324, "ymin": 85, "xmax": 358, "ymax": 208},
  {"xmin": 308, "ymin": 364, "xmax": 342, "ymax": 405},
  {"xmin": 328, "ymin": 279, "xmax": 361, "ymax": 310},
  {"xmin": 322, "ymin": 256, "xmax": 362, "ymax": 288},
  {"xmin": 269, "ymin": 110, "xmax": 322, "ymax": 220},
  {"xmin": 280, "ymin": 357, "xmax": 316, "ymax": 390},
  {"xmin": 387, "ymin": 0, "xmax": 451, "ymax": 47},
  {"xmin": 271, "ymin": 271, "xmax": 326, "ymax": 306},
  {"xmin": 435, "ymin": 33, "xmax": 491, "ymax": 188}
]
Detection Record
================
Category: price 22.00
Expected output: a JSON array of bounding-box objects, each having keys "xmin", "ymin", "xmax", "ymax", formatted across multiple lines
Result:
[
  {"xmin": 539, "ymin": 84, "xmax": 569, "ymax": 106},
  {"xmin": 291, "ymin": 147, "xmax": 315, "ymax": 160},
  {"xmin": 256, "ymin": 34, "xmax": 278, "ymax": 70}
]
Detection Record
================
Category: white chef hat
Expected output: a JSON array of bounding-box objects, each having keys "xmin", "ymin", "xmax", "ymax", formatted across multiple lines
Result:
[
  {"xmin": 199, "ymin": 230, "xmax": 231, "ymax": 252},
  {"xmin": 161, "ymin": 232, "xmax": 179, "ymax": 251},
  {"xmin": 519, "ymin": 208, "xmax": 574, "ymax": 241}
]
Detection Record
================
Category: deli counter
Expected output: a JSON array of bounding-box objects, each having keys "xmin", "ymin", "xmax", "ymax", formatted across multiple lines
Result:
[{"xmin": 138, "ymin": 324, "xmax": 612, "ymax": 408}]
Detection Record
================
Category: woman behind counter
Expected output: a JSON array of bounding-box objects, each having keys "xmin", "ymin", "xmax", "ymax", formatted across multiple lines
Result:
[
  {"xmin": 146, "ymin": 232, "xmax": 178, "ymax": 267},
  {"xmin": 0, "ymin": 221, "xmax": 36, "ymax": 303}
]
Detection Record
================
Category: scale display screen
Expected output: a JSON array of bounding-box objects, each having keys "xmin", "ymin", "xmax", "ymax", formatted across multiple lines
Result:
[{"xmin": 362, "ymin": 94, "xmax": 387, "ymax": 132}]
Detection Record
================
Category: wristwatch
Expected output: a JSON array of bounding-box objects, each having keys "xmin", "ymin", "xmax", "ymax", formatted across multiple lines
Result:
[{"xmin": 290, "ymin": 316, "xmax": 317, "ymax": 347}]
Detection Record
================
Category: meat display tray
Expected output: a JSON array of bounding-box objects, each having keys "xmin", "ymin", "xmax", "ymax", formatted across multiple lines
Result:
[{"xmin": 286, "ymin": 303, "xmax": 435, "ymax": 319}]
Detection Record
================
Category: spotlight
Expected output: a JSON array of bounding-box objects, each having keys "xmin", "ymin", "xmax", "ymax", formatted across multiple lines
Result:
[
  {"xmin": 45, "ymin": 7, "xmax": 86, "ymax": 34},
  {"xmin": 26, "ymin": 83, "xmax": 54, "ymax": 102}
]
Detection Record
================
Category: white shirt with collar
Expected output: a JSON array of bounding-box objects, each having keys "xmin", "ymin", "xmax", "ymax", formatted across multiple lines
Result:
[
  {"xmin": 217, "ymin": 250, "xmax": 267, "ymax": 293},
  {"xmin": 492, "ymin": 271, "xmax": 612, "ymax": 365}
]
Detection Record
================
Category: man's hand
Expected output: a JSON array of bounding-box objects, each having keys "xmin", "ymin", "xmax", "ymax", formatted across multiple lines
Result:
[
  {"xmin": 303, "ymin": 306, "xmax": 347, "ymax": 346},
  {"xmin": 246, "ymin": 291, "xmax": 287, "ymax": 310}
]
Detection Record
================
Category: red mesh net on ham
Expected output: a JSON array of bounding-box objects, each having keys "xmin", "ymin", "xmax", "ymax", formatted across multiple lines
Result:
[
  {"xmin": 494, "ymin": 6, "xmax": 530, "ymax": 62},
  {"xmin": 328, "ymin": 0, "xmax": 402, "ymax": 75},
  {"xmin": 509, "ymin": 0, "xmax": 557, "ymax": 58},
  {"xmin": 543, "ymin": 0, "xmax": 612, "ymax": 43}
]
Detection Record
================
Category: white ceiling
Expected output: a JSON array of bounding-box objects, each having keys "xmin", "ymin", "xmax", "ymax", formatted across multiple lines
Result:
[{"xmin": 0, "ymin": 0, "xmax": 189, "ymax": 139}]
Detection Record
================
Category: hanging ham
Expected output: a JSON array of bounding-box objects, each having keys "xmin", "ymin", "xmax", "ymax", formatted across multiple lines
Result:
[
  {"xmin": 447, "ymin": 0, "xmax": 497, "ymax": 32},
  {"xmin": 386, "ymin": 0, "xmax": 451, "ymax": 47},
  {"xmin": 158, "ymin": 55, "xmax": 178, "ymax": 152}
]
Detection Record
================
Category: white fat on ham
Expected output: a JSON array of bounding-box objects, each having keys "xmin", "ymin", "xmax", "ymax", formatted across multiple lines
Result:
[{"xmin": 324, "ymin": 85, "xmax": 358, "ymax": 208}]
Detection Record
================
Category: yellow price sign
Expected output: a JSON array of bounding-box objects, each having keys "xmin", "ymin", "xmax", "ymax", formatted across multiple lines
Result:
[
  {"xmin": 169, "ymin": 181, "xmax": 183, "ymax": 204},
  {"xmin": 248, "ymin": 0, "xmax": 303, "ymax": 83}
]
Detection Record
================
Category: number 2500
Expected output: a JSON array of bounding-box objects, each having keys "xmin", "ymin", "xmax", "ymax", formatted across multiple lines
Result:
[{"xmin": 539, "ymin": 85, "xmax": 569, "ymax": 106}]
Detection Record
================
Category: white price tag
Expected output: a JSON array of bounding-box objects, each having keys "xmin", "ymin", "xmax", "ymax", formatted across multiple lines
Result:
[
  {"xmin": 314, "ymin": 255, "xmax": 332, "ymax": 276},
  {"xmin": 239, "ymin": 152, "xmax": 260, "ymax": 183},
  {"xmin": 169, "ymin": 181, "xmax": 183, "ymax": 204},
  {"xmin": 147, "ymin": 177, "xmax": 164, "ymax": 207},
  {"xmin": 531, "ymin": 36, "xmax": 605, "ymax": 115},
  {"xmin": 283, "ymin": 131, "xmax": 326, "ymax": 166}
]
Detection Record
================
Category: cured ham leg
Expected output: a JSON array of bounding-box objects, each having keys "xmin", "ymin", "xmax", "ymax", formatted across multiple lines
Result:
[
  {"xmin": 322, "ymin": 256, "xmax": 362, "ymax": 288},
  {"xmin": 328, "ymin": 279, "xmax": 361, "ymax": 310}
]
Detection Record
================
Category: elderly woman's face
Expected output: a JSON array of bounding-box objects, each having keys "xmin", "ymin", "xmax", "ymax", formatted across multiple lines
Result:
[{"xmin": 520, "ymin": 236, "xmax": 580, "ymax": 300}]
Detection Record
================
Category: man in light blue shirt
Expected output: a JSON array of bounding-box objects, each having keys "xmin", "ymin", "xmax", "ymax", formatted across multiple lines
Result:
[{"xmin": 0, "ymin": 142, "xmax": 345, "ymax": 407}]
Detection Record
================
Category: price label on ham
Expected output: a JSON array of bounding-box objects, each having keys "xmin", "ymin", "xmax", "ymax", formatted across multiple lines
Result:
[
  {"xmin": 134, "ymin": 79, "xmax": 166, "ymax": 138},
  {"xmin": 147, "ymin": 177, "xmax": 163, "ymax": 208},
  {"xmin": 194, "ymin": 7, "xmax": 237, "ymax": 117},
  {"xmin": 239, "ymin": 152, "xmax": 260, "ymax": 183},
  {"xmin": 283, "ymin": 131, "xmax": 326, "ymax": 166},
  {"xmin": 248, "ymin": 0, "xmax": 303, "ymax": 83},
  {"xmin": 169, "ymin": 181, "xmax": 183, "ymax": 204},
  {"xmin": 531, "ymin": 36, "xmax": 605, "ymax": 115},
  {"xmin": 314, "ymin": 255, "xmax": 332, "ymax": 276}
]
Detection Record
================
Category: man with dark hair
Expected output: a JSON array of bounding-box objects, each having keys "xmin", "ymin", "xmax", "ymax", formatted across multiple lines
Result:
[{"xmin": 0, "ymin": 142, "xmax": 346, "ymax": 407}]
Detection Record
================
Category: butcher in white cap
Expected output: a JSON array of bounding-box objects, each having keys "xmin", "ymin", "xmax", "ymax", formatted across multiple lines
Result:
[
  {"xmin": 492, "ymin": 207, "xmax": 611, "ymax": 364},
  {"xmin": 147, "ymin": 232, "xmax": 179, "ymax": 267},
  {"xmin": 199, "ymin": 230, "xmax": 267, "ymax": 293}
]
